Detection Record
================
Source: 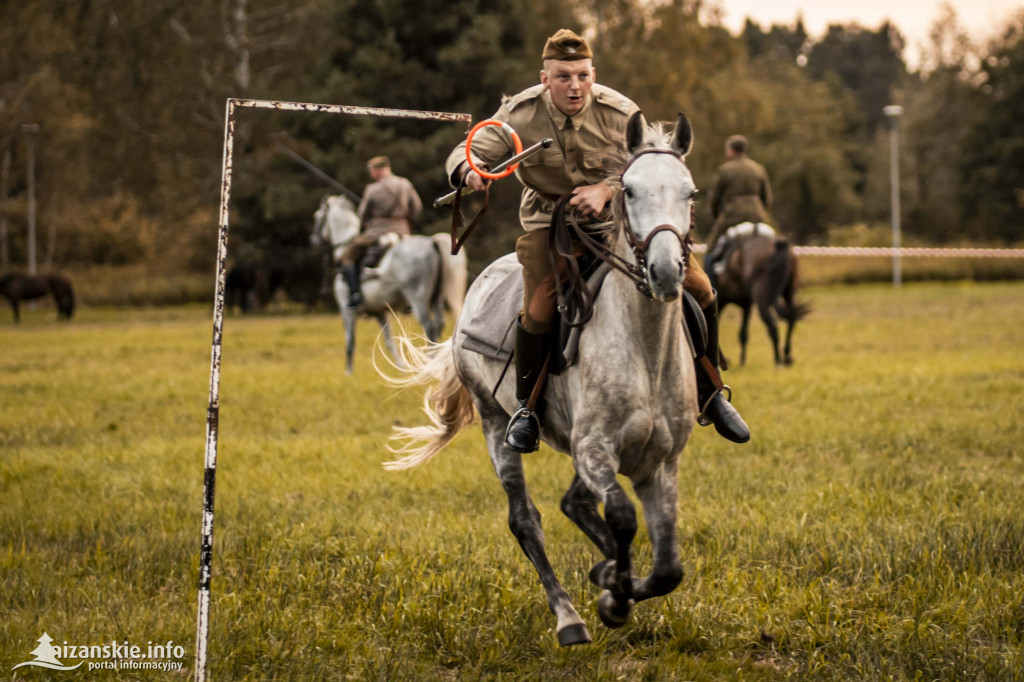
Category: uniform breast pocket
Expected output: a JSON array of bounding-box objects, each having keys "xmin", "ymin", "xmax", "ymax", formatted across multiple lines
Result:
[
  {"xmin": 520, "ymin": 150, "xmax": 563, "ymax": 168},
  {"xmin": 582, "ymin": 151, "xmax": 610, "ymax": 170}
]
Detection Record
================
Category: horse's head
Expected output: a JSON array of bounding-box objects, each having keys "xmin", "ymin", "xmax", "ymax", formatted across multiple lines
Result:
[
  {"xmin": 616, "ymin": 111, "xmax": 695, "ymax": 302},
  {"xmin": 311, "ymin": 195, "xmax": 331, "ymax": 247},
  {"xmin": 311, "ymin": 195, "xmax": 360, "ymax": 252}
]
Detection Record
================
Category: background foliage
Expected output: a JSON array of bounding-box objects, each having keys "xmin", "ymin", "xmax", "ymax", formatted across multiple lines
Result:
[{"xmin": 1, "ymin": 0, "xmax": 1022, "ymax": 289}]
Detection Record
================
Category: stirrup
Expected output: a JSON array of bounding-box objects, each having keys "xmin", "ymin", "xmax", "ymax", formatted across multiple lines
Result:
[
  {"xmin": 504, "ymin": 406, "xmax": 540, "ymax": 451},
  {"xmin": 697, "ymin": 385, "xmax": 732, "ymax": 427}
]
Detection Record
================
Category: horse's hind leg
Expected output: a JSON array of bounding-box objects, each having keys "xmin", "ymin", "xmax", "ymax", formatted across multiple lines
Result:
[
  {"xmin": 783, "ymin": 316, "xmax": 796, "ymax": 366},
  {"xmin": 756, "ymin": 297, "xmax": 781, "ymax": 365},
  {"xmin": 483, "ymin": 416, "xmax": 591, "ymax": 647},
  {"xmin": 738, "ymin": 304, "xmax": 752, "ymax": 366}
]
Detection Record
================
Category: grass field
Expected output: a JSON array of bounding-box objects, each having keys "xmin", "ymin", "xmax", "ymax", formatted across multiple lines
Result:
[{"xmin": 2, "ymin": 282, "xmax": 1023, "ymax": 680}]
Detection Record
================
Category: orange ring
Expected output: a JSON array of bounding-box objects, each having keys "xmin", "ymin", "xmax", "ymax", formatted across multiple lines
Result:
[{"xmin": 465, "ymin": 119, "xmax": 523, "ymax": 180}]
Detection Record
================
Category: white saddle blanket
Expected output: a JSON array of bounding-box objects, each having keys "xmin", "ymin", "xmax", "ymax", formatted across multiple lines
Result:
[
  {"xmin": 713, "ymin": 223, "xmax": 776, "ymax": 275},
  {"xmin": 725, "ymin": 222, "xmax": 775, "ymax": 241}
]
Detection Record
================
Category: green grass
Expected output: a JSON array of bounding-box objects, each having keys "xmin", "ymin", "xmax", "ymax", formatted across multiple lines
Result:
[{"xmin": 2, "ymin": 283, "xmax": 1023, "ymax": 680}]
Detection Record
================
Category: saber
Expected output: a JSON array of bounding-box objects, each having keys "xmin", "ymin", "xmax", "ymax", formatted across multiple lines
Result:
[{"xmin": 434, "ymin": 138, "xmax": 552, "ymax": 207}]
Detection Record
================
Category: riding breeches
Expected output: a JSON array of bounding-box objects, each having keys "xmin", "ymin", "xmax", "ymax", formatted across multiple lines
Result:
[
  {"xmin": 515, "ymin": 229, "xmax": 715, "ymax": 336},
  {"xmin": 340, "ymin": 233, "xmax": 378, "ymax": 267}
]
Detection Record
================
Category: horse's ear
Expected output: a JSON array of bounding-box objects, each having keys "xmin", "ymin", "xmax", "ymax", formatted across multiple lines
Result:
[
  {"xmin": 626, "ymin": 111, "xmax": 646, "ymax": 154},
  {"xmin": 672, "ymin": 112, "xmax": 693, "ymax": 156}
]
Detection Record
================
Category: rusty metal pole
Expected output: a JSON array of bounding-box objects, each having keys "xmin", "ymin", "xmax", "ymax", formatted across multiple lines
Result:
[
  {"xmin": 194, "ymin": 98, "xmax": 471, "ymax": 682},
  {"xmin": 194, "ymin": 98, "xmax": 235, "ymax": 682}
]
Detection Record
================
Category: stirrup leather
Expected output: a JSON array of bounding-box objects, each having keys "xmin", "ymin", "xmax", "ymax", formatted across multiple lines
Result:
[{"xmin": 697, "ymin": 385, "xmax": 732, "ymax": 427}]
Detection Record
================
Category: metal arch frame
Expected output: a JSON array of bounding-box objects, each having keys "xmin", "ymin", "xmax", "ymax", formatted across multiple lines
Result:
[{"xmin": 195, "ymin": 98, "xmax": 472, "ymax": 682}]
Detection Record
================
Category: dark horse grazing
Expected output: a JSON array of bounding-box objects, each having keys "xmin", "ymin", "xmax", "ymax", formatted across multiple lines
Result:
[
  {"xmin": 712, "ymin": 228, "xmax": 809, "ymax": 366},
  {"xmin": 0, "ymin": 272, "xmax": 75, "ymax": 323}
]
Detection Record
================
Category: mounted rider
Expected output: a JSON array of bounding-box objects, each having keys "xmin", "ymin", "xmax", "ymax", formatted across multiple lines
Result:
[
  {"xmin": 340, "ymin": 155, "xmax": 423, "ymax": 307},
  {"xmin": 704, "ymin": 135, "xmax": 773, "ymax": 290},
  {"xmin": 446, "ymin": 29, "xmax": 749, "ymax": 453}
]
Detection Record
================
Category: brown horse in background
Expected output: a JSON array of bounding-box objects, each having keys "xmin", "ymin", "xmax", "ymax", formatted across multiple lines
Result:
[
  {"xmin": 713, "ymin": 233, "xmax": 809, "ymax": 366},
  {"xmin": 0, "ymin": 272, "xmax": 75, "ymax": 322}
]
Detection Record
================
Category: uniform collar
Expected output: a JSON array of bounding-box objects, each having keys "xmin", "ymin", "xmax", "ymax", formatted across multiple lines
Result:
[{"xmin": 543, "ymin": 89, "xmax": 593, "ymax": 130}]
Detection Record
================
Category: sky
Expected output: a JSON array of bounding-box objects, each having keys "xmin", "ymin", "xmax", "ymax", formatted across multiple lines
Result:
[{"xmin": 715, "ymin": 0, "xmax": 1021, "ymax": 65}]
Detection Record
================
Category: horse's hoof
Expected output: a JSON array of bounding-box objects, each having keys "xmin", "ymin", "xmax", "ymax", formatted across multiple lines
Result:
[
  {"xmin": 597, "ymin": 590, "xmax": 634, "ymax": 629},
  {"xmin": 589, "ymin": 559, "xmax": 616, "ymax": 588},
  {"xmin": 557, "ymin": 623, "xmax": 592, "ymax": 647}
]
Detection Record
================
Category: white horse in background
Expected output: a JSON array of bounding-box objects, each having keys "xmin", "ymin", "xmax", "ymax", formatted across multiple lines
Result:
[{"xmin": 311, "ymin": 194, "xmax": 467, "ymax": 373}]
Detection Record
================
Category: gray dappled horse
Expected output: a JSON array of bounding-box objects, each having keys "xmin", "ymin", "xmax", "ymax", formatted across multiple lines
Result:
[
  {"xmin": 382, "ymin": 114, "xmax": 700, "ymax": 646},
  {"xmin": 712, "ymin": 227, "xmax": 809, "ymax": 366},
  {"xmin": 311, "ymin": 195, "xmax": 467, "ymax": 373}
]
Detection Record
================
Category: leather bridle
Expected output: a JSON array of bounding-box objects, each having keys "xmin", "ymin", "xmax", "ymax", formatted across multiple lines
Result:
[{"xmin": 559, "ymin": 148, "xmax": 693, "ymax": 300}]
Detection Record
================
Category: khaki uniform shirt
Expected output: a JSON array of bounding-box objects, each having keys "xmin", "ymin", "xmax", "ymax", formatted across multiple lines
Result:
[
  {"xmin": 707, "ymin": 156, "xmax": 772, "ymax": 238},
  {"xmin": 358, "ymin": 174, "xmax": 423, "ymax": 239},
  {"xmin": 445, "ymin": 83, "xmax": 639, "ymax": 231}
]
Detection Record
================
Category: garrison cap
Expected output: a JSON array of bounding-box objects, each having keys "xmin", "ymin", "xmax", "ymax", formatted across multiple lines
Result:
[
  {"xmin": 367, "ymin": 155, "xmax": 391, "ymax": 170},
  {"xmin": 726, "ymin": 135, "xmax": 748, "ymax": 154},
  {"xmin": 542, "ymin": 29, "xmax": 593, "ymax": 61}
]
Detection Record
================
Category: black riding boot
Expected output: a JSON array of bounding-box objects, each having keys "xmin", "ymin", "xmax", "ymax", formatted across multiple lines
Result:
[
  {"xmin": 696, "ymin": 297, "xmax": 750, "ymax": 443},
  {"xmin": 341, "ymin": 264, "xmax": 363, "ymax": 307},
  {"xmin": 505, "ymin": 319, "xmax": 550, "ymax": 453}
]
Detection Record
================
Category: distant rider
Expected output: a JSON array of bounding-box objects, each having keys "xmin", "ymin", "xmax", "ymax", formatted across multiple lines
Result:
[
  {"xmin": 704, "ymin": 135, "xmax": 772, "ymax": 290},
  {"xmin": 340, "ymin": 156, "xmax": 423, "ymax": 307}
]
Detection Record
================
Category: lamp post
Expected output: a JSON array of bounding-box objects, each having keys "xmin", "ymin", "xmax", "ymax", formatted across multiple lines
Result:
[{"xmin": 883, "ymin": 105, "xmax": 903, "ymax": 287}]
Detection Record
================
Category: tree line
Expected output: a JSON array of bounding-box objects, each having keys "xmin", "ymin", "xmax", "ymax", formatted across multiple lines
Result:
[{"xmin": 1, "ymin": 0, "xmax": 1021, "ymax": 280}]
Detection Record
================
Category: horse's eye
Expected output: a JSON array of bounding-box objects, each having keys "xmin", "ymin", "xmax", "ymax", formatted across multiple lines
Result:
[{"xmin": 623, "ymin": 186, "xmax": 634, "ymax": 198}]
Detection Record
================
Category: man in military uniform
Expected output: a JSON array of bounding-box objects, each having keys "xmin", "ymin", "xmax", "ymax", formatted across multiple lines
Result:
[
  {"xmin": 340, "ymin": 155, "xmax": 423, "ymax": 307},
  {"xmin": 704, "ymin": 135, "xmax": 773, "ymax": 289},
  {"xmin": 446, "ymin": 29, "xmax": 748, "ymax": 452}
]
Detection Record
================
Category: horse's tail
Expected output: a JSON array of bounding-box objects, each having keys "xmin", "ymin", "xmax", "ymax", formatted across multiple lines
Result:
[
  {"xmin": 431, "ymin": 233, "xmax": 467, "ymax": 321},
  {"xmin": 376, "ymin": 332, "xmax": 477, "ymax": 470},
  {"xmin": 767, "ymin": 240, "xmax": 810, "ymax": 323}
]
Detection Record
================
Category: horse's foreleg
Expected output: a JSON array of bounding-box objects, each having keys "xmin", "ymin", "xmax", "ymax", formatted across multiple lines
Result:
[
  {"xmin": 11, "ymin": 299, "xmax": 20, "ymax": 323},
  {"xmin": 629, "ymin": 464, "xmax": 684, "ymax": 602},
  {"xmin": 561, "ymin": 474, "xmax": 616, "ymax": 558},
  {"xmin": 343, "ymin": 310, "xmax": 356, "ymax": 375},
  {"xmin": 575, "ymin": 447, "xmax": 637, "ymax": 629},
  {"xmin": 377, "ymin": 314, "xmax": 406, "ymax": 370},
  {"xmin": 483, "ymin": 419, "xmax": 591, "ymax": 647},
  {"xmin": 431, "ymin": 296, "xmax": 446, "ymax": 341},
  {"xmin": 409, "ymin": 298, "xmax": 438, "ymax": 343}
]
